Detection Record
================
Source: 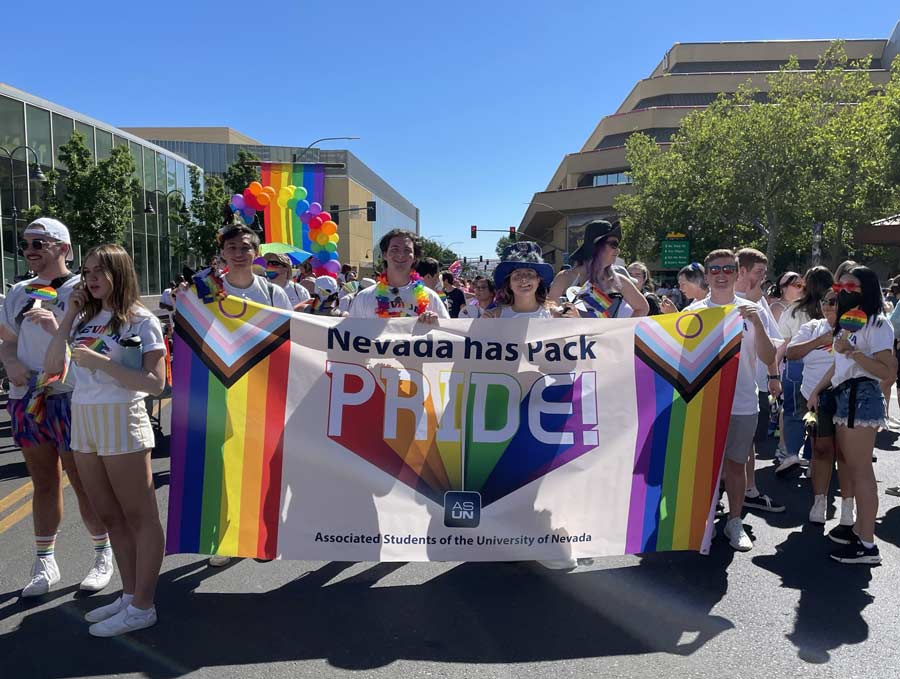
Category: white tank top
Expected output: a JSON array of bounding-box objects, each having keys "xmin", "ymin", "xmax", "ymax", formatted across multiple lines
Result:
[{"xmin": 499, "ymin": 306, "xmax": 553, "ymax": 319}]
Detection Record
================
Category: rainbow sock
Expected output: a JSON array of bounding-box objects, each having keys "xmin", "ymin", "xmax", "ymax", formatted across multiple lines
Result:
[
  {"xmin": 92, "ymin": 533, "xmax": 111, "ymax": 553},
  {"xmin": 35, "ymin": 534, "xmax": 57, "ymax": 559}
]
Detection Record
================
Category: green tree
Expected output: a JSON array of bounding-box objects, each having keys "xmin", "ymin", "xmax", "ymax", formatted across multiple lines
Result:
[
  {"xmin": 616, "ymin": 42, "xmax": 900, "ymax": 271},
  {"xmin": 223, "ymin": 149, "xmax": 261, "ymax": 196},
  {"xmin": 172, "ymin": 166, "xmax": 229, "ymax": 265},
  {"xmin": 419, "ymin": 236, "xmax": 460, "ymax": 264},
  {"xmin": 26, "ymin": 132, "xmax": 138, "ymax": 249},
  {"xmin": 494, "ymin": 233, "xmax": 535, "ymax": 257}
]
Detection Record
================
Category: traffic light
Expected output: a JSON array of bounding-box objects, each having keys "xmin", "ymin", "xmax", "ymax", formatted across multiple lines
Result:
[
  {"xmin": 366, "ymin": 201, "xmax": 376, "ymax": 222},
  {"xmin": 470, "ymin": 225, "xmax": 477, "ymax": 239},
  {"xmin": 479, "ymin": 255, "xmax": 483, "ymax": 263},
  {"xmin": 463, "ymin": 257, "xmax": 467, "ymax": 264},
  {"xmin": 509, "ymin": 226, "xmax": 517, "ymax": 241},
  {"xmin": 329, "ymin": 204, "xmax": 340, "ymax": 226}
]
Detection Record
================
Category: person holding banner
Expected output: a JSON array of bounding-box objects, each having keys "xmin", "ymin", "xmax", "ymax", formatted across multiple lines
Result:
[
  {"xmin": 807, "ymin": 267, "xmax": 893, "ymax": 565},
  {"xmin": 217, "ymin": 226, "xmax": 292, "ymax": 312},
  {"xmin": 45, "ymin": 244, "xmax": 168, "ymax": 636},
  {"xmin": 349, "ymin": 229, "xmax": 448, "ymax": 321},
  {"xmin": 686, "ymin": 249, "xmax": 778, "ymax": 552},
  {"xmin": 554, "ymin": 220, "xmax": 649, "ymax": 319},
  {"xmin": 483, "ymin": 243, "xmax": 557, "ymax": 319},
  {"xmin": 458, "ymin": 277, "xmax": 496, "ymax": 319}
]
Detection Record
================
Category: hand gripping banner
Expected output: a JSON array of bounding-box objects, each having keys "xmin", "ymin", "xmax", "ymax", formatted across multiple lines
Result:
[{"xmin": 166, "ymin": 288, "xmax": 741, "ymax": 562}]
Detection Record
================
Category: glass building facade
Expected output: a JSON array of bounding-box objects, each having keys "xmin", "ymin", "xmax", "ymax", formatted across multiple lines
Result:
[{"xmin": 0, "ymin": 84, "xmax": 201, "ymax": 295}]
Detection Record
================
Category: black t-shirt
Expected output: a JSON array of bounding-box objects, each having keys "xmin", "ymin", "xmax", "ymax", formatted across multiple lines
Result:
[{"xmin": 446, "ymin": 288, "xmax": 467, "ymax": 318}]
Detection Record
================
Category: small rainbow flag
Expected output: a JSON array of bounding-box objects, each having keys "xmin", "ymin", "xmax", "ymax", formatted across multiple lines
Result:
[
  {"xmin": 25, "ymin": 284, "xmax": 57, "ymax": 305},
  {"xmin": 577, "ymin": 284, "xmax": 618, "ymax": 317},
  {"xmin": 76, "ymin": 337, "xmax": 110, "ymax": 355},
  {"xmin": 166, "ymin": 287, "xmax": 291, "ymax": 559},
  {"xmin": 839, "ymin": 308, "xmax": 868, "ymax": 333}
]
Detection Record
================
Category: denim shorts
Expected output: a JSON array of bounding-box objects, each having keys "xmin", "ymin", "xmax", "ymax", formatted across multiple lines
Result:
[{"xmin": 834, "ymin": 378, "xmax": 885, "ymax": 429}]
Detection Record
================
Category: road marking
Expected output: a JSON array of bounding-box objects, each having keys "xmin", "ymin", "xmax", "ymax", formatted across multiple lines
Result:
[
  {"xmin": 0, "ymin": 480, "xmax": 33, "ymax": 513},
  {"xmin": 0, "ymin": 476, "xmax": 70, "ymax": 535}
]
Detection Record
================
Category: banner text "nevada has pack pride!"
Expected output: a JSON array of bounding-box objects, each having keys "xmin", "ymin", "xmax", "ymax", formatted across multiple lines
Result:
[{"xmin": 167, "ymin": 289, "xmax": 741, "ymax": 563}]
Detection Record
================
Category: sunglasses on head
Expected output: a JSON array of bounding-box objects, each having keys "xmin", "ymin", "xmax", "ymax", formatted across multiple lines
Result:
[
  {"xmin": 707, "ymin": 264, "xmax": 737, "ymax": 275},
  {"xmin": 831, "ymin": 282, "xmax": 861, "ymax": 294},
  {"xmin": 18, "ymin": 238, "xmax": 57, "ymax": 254}
]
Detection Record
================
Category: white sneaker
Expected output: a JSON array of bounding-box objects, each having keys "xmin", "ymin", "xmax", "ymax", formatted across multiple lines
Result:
[
  {"xmin": 724, "ymin": 518, "xmax": 752, "ymax": 551},
  {"xmin": 537, "ymin": 557, "xmax": 578, "ymax": 570},
  {"xmin": 80, "ymin": 549, "xmax": 114, "ymax": 592},
  {"xmin": 89, "ymin": 604, "xmax": 157, "ymax": 637},
  {"xmin": 809, "ymin": 496, "xmax": 827, "ymax": 524},
  {"xmin": 85, "ymin": 595, "xmax": 130, "ymax": 623},
  {"xmin": 21, "ymin": 557, "xmax": 61, "ymax": 597},
  {"xmin": 776, "ymin": 454, "xmax": 802, "ymax": 475},
  {"xmin": 774, "ymin": 445, "xmax": 788, "ymax": 463},
  {"xmin": 208, "ymin": 555, "xmax": 232, "ymax": 567}
]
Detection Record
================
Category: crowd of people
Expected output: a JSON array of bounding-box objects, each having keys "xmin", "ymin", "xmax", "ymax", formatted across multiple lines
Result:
[{"xmin": 3, "ymin": 215, "xmax": 898, "ymax": 639}]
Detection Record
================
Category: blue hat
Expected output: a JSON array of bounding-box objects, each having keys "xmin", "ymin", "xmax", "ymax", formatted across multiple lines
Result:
[{"xmin": 493, "ymin": 241, "xmax": 554, "ymax": 289}]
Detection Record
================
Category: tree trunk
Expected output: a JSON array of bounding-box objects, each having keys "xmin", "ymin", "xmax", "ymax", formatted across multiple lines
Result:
[{"xmin": 765, "ymin": 208, "xmax": 778, "ymax": 266}]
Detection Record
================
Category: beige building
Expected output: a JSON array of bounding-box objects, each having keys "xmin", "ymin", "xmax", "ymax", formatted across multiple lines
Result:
[
  {"xmin": 519, "ymin": 22, "xmax": 900, "ymax": 270},
  {"xmin": 122, "ymin": 127, "xmax": 419, "ymax": 276}
]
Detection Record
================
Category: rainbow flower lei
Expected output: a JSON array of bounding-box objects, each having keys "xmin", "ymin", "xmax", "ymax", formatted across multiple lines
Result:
[{"xmin": 375, "ymin": 272, "xmax": 429, "ymax": 318}]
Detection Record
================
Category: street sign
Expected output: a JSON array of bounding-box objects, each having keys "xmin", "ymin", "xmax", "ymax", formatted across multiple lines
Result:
[{"xmin": 661, "ymin": 235, "xmax": 690, "ymax": 268}]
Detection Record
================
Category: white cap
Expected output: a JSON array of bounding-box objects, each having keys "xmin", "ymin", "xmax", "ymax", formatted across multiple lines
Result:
[
  {"xmin": 359, "ymin": 277, "xmax": 376, "ymax": 290},
  {"xmin": 314, "ymin": 275, "xmax": 338, "ymax": 297},
  {"xmin": 24, "ymin": 218, "xmax": 73, "ymax": 261}
]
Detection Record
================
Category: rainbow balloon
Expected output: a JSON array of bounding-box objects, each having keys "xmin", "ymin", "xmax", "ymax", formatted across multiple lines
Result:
[
  {"xmin": 25, "ymin": 285, "xmax": 57, "ymax": 302},
  {"xmin": 839, "ymin": 308, "xmax": 868, "ymax": 333}
]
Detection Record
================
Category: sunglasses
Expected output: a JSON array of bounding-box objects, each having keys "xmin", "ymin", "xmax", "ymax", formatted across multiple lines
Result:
[
  {"xmin": 605, "ymin": 240, "xmax": 621, "ymax": 250},
  {"xmin": 831, "ymin": 282, "xmax": 861, "ymax": 294},
  {"xmin": 821, "ymin": 298, "xmax": 837, "ymax": 307},
  {"xmin": 18, "ymin": 238, "xmax": 57, "ymax": 253},
  {"xmin": 265, "ymin": 260, "xmax": 288, "ymax": 268},
  {"xmin": 707, "ymin": 264, "xmax": 737, "ymax": 275}
]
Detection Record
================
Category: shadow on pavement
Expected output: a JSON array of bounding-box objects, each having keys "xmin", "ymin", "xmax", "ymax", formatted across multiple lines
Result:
[
  {"xmin": 752, "ymin": 523, "xmax": 873, "ymax": 664},
  {"xmin": 1, "ymin": 549, "xmax": 734, "ymax": 678}
]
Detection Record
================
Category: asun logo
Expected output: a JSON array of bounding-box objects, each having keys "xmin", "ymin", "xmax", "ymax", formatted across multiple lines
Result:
[{"xmin": 443, "ymin": 491, "xmax": 481, "ymax": 528}]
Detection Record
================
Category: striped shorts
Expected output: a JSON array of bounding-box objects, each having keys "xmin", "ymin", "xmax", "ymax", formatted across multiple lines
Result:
[
  {"xmin": 70, "ymin": 400, "xmax": 155, "ymax": 456},
  {"xmin": 8, "ymin": 395, "xmax": 72, "ymax": 451}
]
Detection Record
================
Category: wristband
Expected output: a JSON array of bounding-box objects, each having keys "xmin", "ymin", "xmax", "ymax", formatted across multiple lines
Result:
[{"xmin": 767, "ymin": 375, "xmax": 781, "ymax": 380}]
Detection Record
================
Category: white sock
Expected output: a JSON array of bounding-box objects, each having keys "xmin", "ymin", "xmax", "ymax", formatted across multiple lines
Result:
[
  {"xmin": 814, "ymin": 494, "xmax": 826, "ymax": 504},
  {"xmin": 121, "ymin": 593, "xmax": 134, "ymax": 606},
  {"xmin": 745, "ymin": 487, "xmax": 759, "ymax": 498},
  {"xmin": 840, "ymin": 497, "xmax": 855, "ymax": 526},
  {"xmin": 127, "ymin": 603, "xmax": 155, "ymax": 616},
  {"xmin": 860, "ymin": 538, "xmax": 875, "ymax": 549}
]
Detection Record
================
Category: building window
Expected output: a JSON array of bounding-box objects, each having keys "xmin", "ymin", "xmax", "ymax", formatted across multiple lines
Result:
[
  {"xmin": 591, "ymin": 171, "xmax": 633, "ymax": 187},
  {"xmin": 74, "ymin": 121, "xmax": 95, "ymax": 160},
  {"xmin": 96, "ymin": 129, "xmax": 113, "ymax": 160},
  {"xmin": 25, "ymin": 105, "xmax": 52, "ymax": 168}
]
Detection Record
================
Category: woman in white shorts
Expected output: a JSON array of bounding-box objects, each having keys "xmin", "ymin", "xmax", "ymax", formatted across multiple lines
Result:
[{"xmin": 46, "ymin": 244, "xmax": 167, "ymax": 636}]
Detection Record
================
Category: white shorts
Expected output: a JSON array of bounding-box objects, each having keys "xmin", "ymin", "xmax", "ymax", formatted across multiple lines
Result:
[{"xmin": 70, "ymin": 401, "xmax": 155, "ymax": 456}]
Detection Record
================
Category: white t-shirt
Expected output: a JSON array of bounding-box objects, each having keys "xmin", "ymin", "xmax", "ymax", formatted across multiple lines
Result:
[
  {"xmin": 222, "ymin": 274, "xmax": 292, "ymax": 311},
  {"xmin": 69, "ymin": 306, "xmax": 166, "ymax": 404},
  {"xmin": 498, "ymin": 306, "xmax": 553, "ymax": 318},
  {"xmin": 1, "ymin": 274, "xmax": 80, "ymax": 399},
  {"xmin": 459, "ymin": 301, "xmax": 494, "ymax": 319},
  {"xmin": 160, "ymin": 288, "xmax": 174, "ymax": 308},
  {"xmin": 789, "ymin": 319, "xmax": 835, "ymax": 399},
  {"xmin": 349, "ymin": 280, "xmax": 450, "ymax": 318},
  {"xmin": 281, "ymin": 280, "xmax": 310, "ymax": 308},
  {"xmin": 687, "ymin": 296, "xmax": 778, "ymax": 415},
  {"xmin": 831, "ymin": 316, "xmax": 894, "ymax": 387},
  {"xmin": 778, "ymin": 303, "xmax": 812, "ymax": 343},
  {"xmin": 737, "ymin": 292, "xmax": 783, "ymax": 390}
]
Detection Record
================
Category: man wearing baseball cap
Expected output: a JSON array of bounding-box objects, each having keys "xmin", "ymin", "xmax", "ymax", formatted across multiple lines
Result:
[{"xmin": 0, "ymin": 218, "xmax": 114, "ymax": 596}]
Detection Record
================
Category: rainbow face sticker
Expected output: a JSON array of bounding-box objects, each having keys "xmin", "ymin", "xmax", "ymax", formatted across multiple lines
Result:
[
  {"xmin": 265, "ymin": 263, "xmax": 280, "ymax": 280},
  {"xmin": 839, "ymin": 308, "xmax": 867, "ymax": 333},
  {"xmin": 25, "ymin": 285, "xmax": 57, "ymax": 303}
]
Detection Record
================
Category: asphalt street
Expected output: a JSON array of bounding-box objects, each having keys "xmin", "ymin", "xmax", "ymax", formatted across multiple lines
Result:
[{"xmin": 1, "ymin": 392, "xmax": 900, "ymax": 679}]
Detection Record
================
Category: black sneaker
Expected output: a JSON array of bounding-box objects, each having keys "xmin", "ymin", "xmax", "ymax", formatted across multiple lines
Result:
[
  {"xmin": 830, "ymin": 542, "xmax": 881, "ymax": 565},
  {"xmin": 743, "ymin": 493, "xmax": 785, "ymax": 513},
  {"xmin": 828, "ymin": 524, "xmax": 858, "ymax": 545}
]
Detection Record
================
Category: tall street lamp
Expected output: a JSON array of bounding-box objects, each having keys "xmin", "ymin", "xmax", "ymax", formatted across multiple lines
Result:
[
  {"xmin": 144, "ymin": 188, "xmax": 190, "ymax": 216},
  {"xmin": 293, "ymin": 137, "xmax": 360, "ymax": 164},
  {"xmin": 1, "ymin": 145, "xmax": 47, "ymax": 279}
]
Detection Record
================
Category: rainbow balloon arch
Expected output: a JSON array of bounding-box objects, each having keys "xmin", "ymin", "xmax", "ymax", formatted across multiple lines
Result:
[{"xmin": 228, "ymin": 162, "xmax": 342, "ymax": 278}]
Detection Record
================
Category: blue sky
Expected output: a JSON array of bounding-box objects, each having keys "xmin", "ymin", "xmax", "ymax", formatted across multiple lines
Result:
[{"xmin": 4, "ymin": 2, "xmax": 897, "ymax": 258}]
